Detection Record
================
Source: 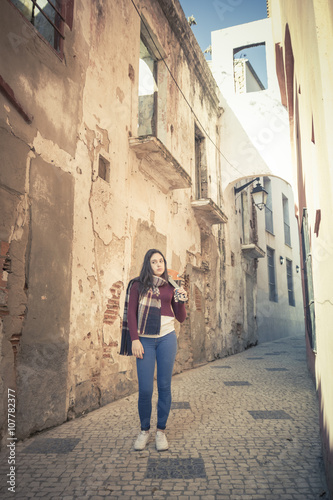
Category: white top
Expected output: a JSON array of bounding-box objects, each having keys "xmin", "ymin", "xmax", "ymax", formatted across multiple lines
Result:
[{"xmin": 139, "ymin": 315, "xmax": 175, "ymax": 338}]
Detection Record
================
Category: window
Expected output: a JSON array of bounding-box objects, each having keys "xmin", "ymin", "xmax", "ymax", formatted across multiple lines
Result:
[
  {"xmin": 98, "ymin": 154, "xmax": 110, "ymax": 183},
  {"xmin": 314, "ymin": 209, "xmax": 321, "ymax": 237},
  {"xmin": 9, "ymin": 0, "xmax": 73, "ymax": 56},
  {"xmin": 195, "ymin": 124, "xmax": 207, "ymax": 199},
  {"xmin": 264, "ymin": 177, "xmax": 273, "ymax": 233},
  {"xmin": 137, "ymin": 18, "xmax": 168, "ymax": 140},
  {"xmin": 267, "ymin": 246, "xmax": 278, "ymax": 302},
  {"xmin": 301, "ymin": 208, "xmax": 316, "ymax": 350},
  {"xmin": 282, "ymin": 195, "xmax": 291, "ymax": 246},
  {"xmin": 286, "ymin": 259, "xmax": 295, "ymax": 306},
  {"xmin": 233, "ymin": 43, "xmax": 267, "ymax": 94},
  {"xmin": 138, "ymin": 36, "xmax": 157, "ymax": 136},
  {"xmin": 241, "ymin": 190, "xmax": 249, "ymax": 244}
]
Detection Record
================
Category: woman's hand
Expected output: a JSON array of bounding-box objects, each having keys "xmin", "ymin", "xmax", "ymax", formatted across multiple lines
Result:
[
  {"xmin": 176, "ymin": 286, "xmax": 188, "ymax": 302},
  {"xmin": 132, "ymin": 339, "xmax": 144, "ymax": 359}
]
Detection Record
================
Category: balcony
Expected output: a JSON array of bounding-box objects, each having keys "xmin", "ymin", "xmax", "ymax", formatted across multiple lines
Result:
[
  {"xmin": 241, "ymin": 243, "xmax": 265, "ymax": 259},
  {"xmin": 191, "ymin": 198, "xmax": 228, "ymax": 225},
  {"xmin": 129, "ymin": 136, "xmax": 191, "ymax": 193}
]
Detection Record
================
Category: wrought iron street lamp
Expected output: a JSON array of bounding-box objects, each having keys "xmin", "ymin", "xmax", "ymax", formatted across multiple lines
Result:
[{"xmin": 234, "ymin": 177, "xmax": 268, "ymax": 210}]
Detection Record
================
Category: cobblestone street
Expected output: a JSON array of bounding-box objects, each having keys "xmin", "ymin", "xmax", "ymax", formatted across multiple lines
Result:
[{"xmin": 0, "ymin": 335, "xmax": 329, "ymax": 499}]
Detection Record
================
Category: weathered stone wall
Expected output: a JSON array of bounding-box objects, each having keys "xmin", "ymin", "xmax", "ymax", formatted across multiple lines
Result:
[{"xmin": 0, "ymin": 0, "xmax": 260, "ymax": 444}]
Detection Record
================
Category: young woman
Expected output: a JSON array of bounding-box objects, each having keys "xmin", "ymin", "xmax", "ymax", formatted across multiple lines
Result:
[{"xmin": 120, "ymin": 249, "xmax": 187, "ymax": 451}]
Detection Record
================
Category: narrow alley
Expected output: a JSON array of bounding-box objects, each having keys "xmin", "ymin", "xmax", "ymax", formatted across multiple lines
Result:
[{"xmin": 0, "ymin": 335, "xmax": 329, "ymax": 499}]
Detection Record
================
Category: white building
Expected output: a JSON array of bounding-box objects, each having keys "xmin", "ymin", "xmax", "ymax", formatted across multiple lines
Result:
[
  {"xmin": 256, "ymin": 176, "xmax": 304, "ymax": 342},
  {"xmin": 211, "ymin": 18, "xmax": 293, "ymax": 186},
  {"xmin": 211, "ymin": 18, "xmax": 304, "ymax": 342}
]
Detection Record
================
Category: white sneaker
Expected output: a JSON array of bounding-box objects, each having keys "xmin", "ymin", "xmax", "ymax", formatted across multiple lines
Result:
[
  {"xmin": 156, "ymin": 430, "xmax": 168, "ymax": 451},
  {"xmin": 134, "ymin": 430, "xmax": 150, "ymax": 451}
]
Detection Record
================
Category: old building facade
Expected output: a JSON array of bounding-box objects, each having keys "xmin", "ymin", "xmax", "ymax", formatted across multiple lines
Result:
[
  {"xmin": 0, "ymin": 0, "xmax": 263, "ymax": 444},
  {"xmin": 268, "ymin": 0, "xmax": 333, "ymax": 494}
]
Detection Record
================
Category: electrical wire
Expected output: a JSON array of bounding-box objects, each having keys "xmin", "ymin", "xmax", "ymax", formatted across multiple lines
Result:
[{"xmin": 129, "ymin": 0, "xmax": 246, "ymax": 178}]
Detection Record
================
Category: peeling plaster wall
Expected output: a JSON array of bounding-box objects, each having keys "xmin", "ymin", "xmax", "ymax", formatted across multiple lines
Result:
[
  {"xmin": 0, "ymin": 0, "xmax": 263, "ymax": 443},
  {"xmin": 16, "ymin": 158, "xmax": 74, "ymax": 438},
  {"xmin": 220, "ymin": 188, "xmax": 258, "ymax": 356},
  {"xmin": 1, "ymin": 0, "xmax": 89, "ymax": 442}
]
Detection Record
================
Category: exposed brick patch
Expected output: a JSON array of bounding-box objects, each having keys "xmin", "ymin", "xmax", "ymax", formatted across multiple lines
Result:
[
  {"xmin": 0, "ymin": 241, "xmax": 10, "ymax": 317},
  {"xmin": 1, "ymin": 241, "xmax": 25, "ymax": 357},
  {"xmin": 102, "ymin": 340, "xmax": 118, "ymax": 358},
  {"xmin": 0, "ymin": 241, "xmax": 10, "ymax": 258},
  {"xmin": 194, "ymin": 285, "xmax": 202, "ymax": 311},
  {"xmin": 10, "ymin": 332, "xmax": 22, "ymax": 356},
  {"xmin": 103, "ymin": 281, "xmax": 124, "ymax": 325}
]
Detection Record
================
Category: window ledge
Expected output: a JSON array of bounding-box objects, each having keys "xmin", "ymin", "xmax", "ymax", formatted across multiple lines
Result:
[
  {"xmin": 191, "ymin": 198, "xmax": 228, "ymax": 225},
  {"xmin": 129, "ymin": 135, "xmax": 191, "ymax": 193},
  {"xmin": 241, "ymin": 243, "xmax": 265, "ymax": 259}
]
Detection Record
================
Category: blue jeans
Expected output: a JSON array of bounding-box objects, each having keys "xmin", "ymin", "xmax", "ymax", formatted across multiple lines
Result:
[{"xmin": 136, "ymin": 332, "xmax": 177, "ymax": 431}]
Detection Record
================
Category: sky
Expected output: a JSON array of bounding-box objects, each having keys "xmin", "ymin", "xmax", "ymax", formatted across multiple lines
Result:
[{"xmin": 179, "ymin": 0, "xmax": 268, "ymax": 86}]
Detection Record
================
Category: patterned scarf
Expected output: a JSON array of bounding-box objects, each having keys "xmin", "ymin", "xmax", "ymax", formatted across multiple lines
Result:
[{"xmin": 120, "ymin": 276, "xmax": 167, "ymax": 356}]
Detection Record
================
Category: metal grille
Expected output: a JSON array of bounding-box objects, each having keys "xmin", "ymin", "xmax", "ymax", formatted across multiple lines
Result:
[
  {"xmin": 146, "ymin": 457, "xmax": 207, "ymax": 479},
  {"xmin": 211, "ymin": 365, "xmax": 232, "ymax": 369},
  {"xmin": 224, "ymin": 381, "xmax": 251, "ymax": 386},
  {"xmin": 22, "ymin": 438, "xmax": 80, "ymax": 454},
  {"xmin": 171, "ymin": 401, "xmax": 191, "ymax": 409},
  {"xmin": 249, "ymin": 410, "xmax": 292, "ymax": 420},
  {"xmin": 265, "ymin": 351, "xmax": 286, "ymax": 355},
  {"xmin": 10, "ymin": 0, "xmax": 66, "ymax": 53}
]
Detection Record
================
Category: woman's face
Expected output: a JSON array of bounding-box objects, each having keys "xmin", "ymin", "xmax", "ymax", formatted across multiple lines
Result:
[{"xmin": 150, "ymin": 253, "xmax": 165, "ymax": 277}]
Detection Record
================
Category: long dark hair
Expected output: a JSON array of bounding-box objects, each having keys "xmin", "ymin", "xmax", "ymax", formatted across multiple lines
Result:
[{"xmin": 138, "ymin": 249, "xmax": 168, "ymax": 293}]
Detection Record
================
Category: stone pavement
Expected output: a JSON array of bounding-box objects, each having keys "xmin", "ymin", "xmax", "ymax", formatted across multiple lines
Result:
[{"xmin": 0, "ymin": 335, "xmax": 330, "ymax": 499}]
